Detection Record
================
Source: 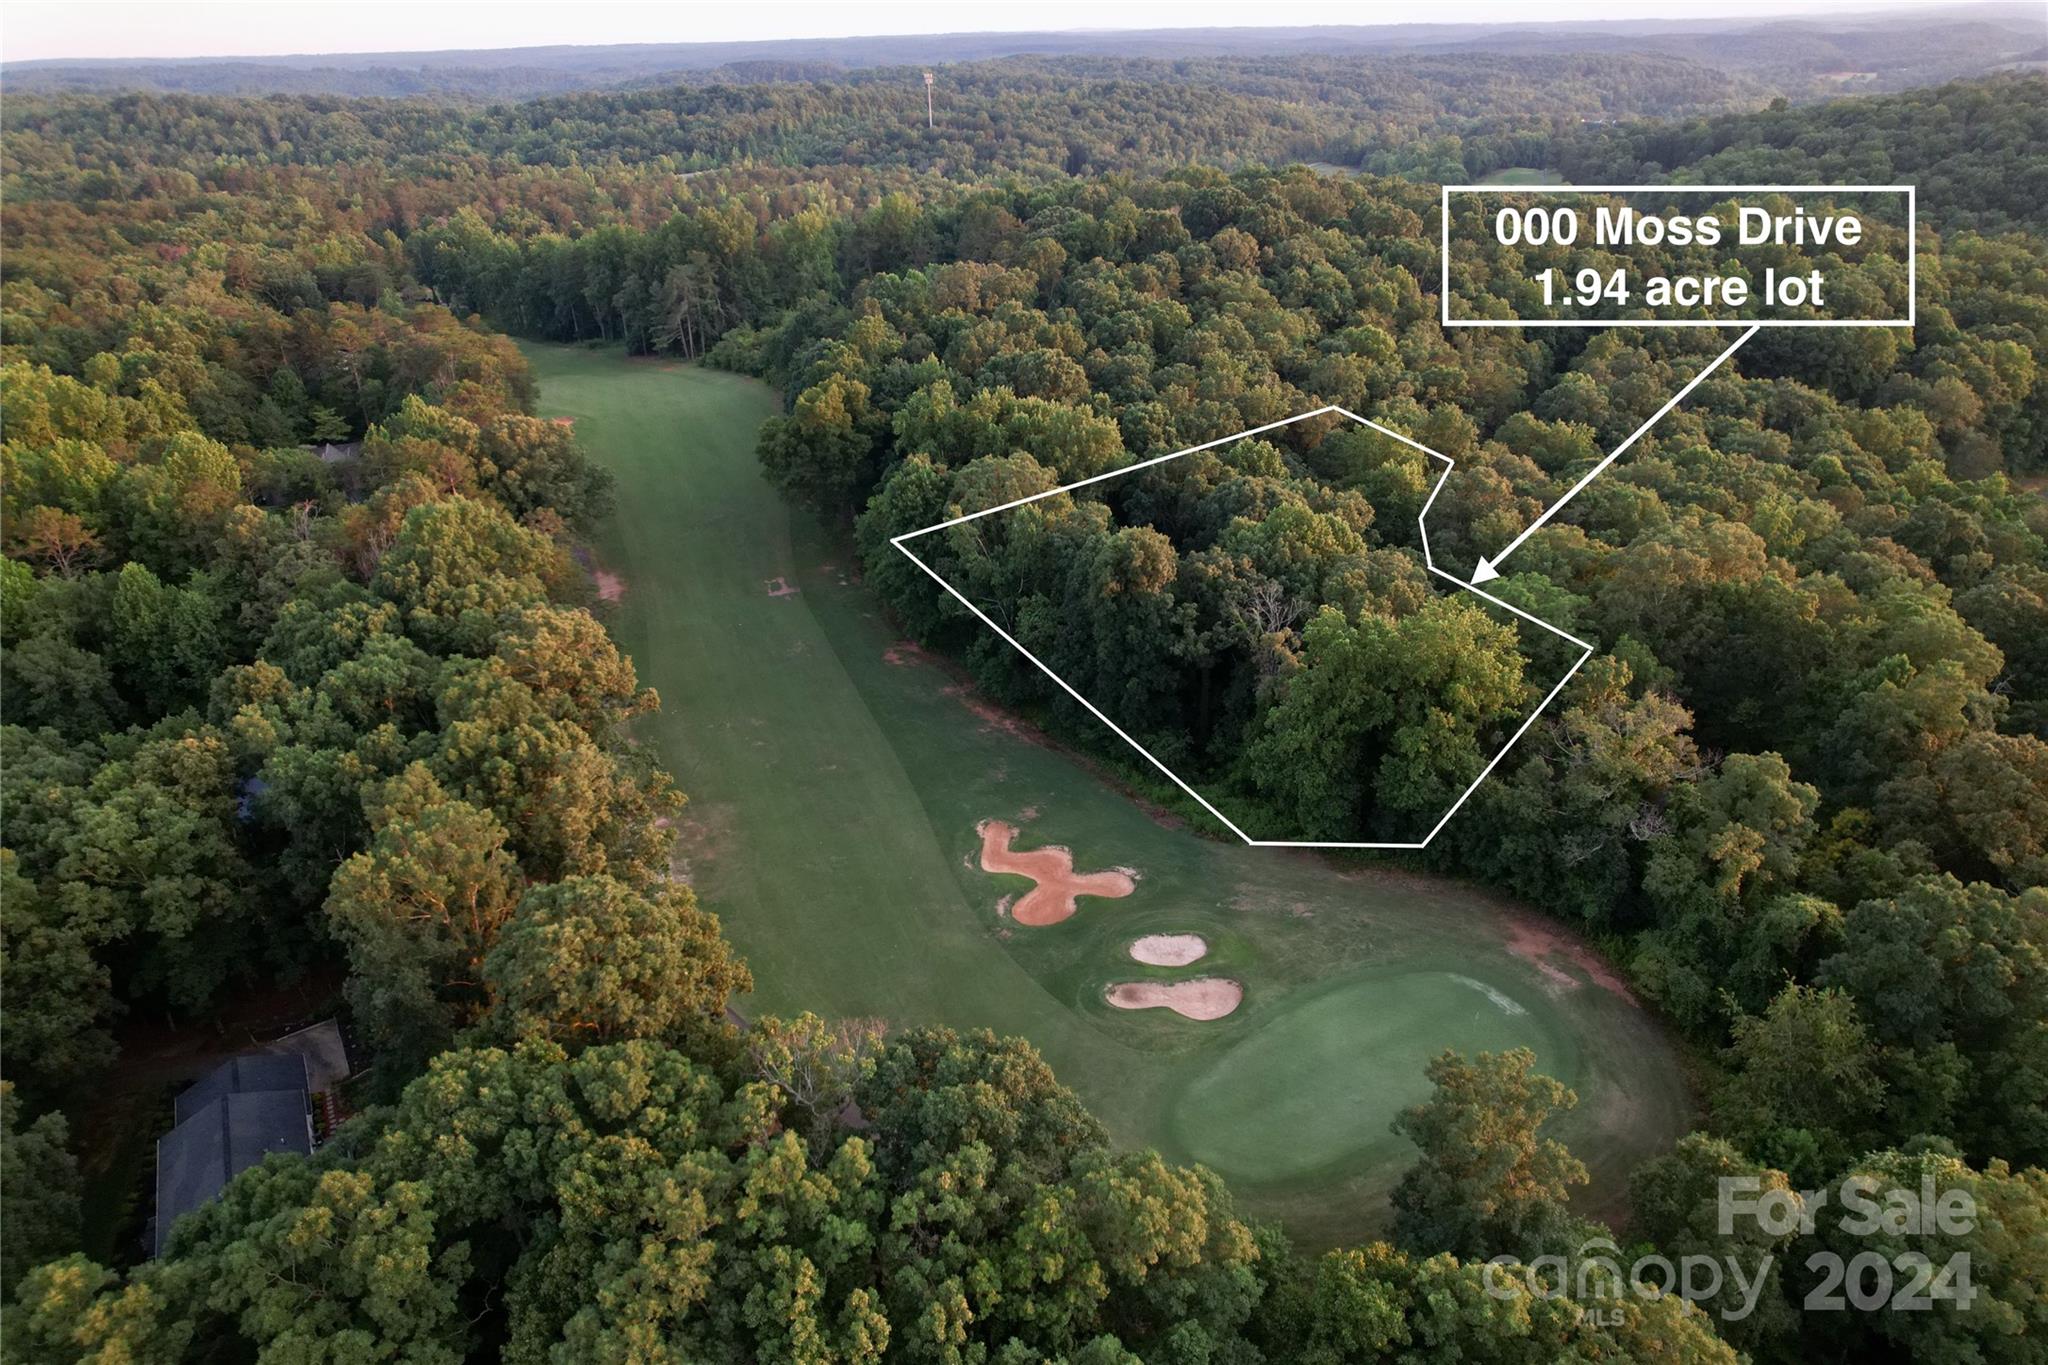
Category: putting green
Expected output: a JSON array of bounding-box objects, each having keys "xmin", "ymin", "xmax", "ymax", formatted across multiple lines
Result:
[
  {"xmin": 525, "ymin": 343, "xmax": 1694, "ymax": 1246},
  {"xmin": 1172, "ymin": 969, "xmax": 1570, "ymax": 1182}
]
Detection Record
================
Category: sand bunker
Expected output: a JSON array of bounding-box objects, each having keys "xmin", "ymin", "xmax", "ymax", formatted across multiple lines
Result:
[
  {"xmin": 1129, "ymin": 934, "xmax": 1208, "ymax": 966},
  {"xmin": 978, "ymin": 820, "xmax": 1134, "ymax": 926},
  {"xmin": 764, "ymin": 576, "xmax": 799, "ymax": 598},
  {"xmin": 594, "ymin": 571, "xmax": 625, "ymax": 602},
  {"xmin": 1105, "ymin": 978, "xmax": 1243, "ymax": 1020}
]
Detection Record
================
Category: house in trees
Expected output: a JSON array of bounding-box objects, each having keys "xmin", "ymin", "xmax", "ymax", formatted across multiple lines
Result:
[{"xmin": 152, "ymin": 1054, "xmax": 313, "ymax": 1256}]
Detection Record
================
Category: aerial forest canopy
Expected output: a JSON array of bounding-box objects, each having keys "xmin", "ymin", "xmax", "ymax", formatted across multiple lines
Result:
[
  {"xmin": 0, "ymin": 46, "xmax": 2045, "ymax": 1365},
  {"xmin": 1548, "ymin": 72, "xmax": 2048, "ymax": 235},
  {"xmin": 0, "ymin": 50, "xmax": 1754, "ymax": 190}
]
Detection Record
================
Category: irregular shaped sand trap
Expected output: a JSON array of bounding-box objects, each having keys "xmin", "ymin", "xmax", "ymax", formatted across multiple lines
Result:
[
  {"xmin": 978, "ymin": 820, "xmax": 1134, "ymax": 926},
  {"xmin": 1105, "ymin": 979, "xmax": 1243, "ymax": 1021},
  {"xmin": 1128, "ymin": 934, "xmax": 1208, "ymax": 966}
]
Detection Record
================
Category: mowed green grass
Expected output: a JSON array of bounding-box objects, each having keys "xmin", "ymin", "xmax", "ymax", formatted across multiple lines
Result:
[
  {"xmin": 526, "ymin": 343, "xmax": 1694, "ymax": 1245},
  {"xmin": 1174, "ymin": 969, "xmax": 1569, "ymax": 1182}
]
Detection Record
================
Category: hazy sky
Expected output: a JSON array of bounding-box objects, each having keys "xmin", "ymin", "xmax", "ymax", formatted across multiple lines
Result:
[{"xmin": 1, "ymin": 0, "xmax": 1983, "ymax": 63}]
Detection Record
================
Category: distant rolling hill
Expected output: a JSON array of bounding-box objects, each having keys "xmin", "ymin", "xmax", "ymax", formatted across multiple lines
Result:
[{"xmin": 7, "ymin": 6, "xmax": 2041, "ymax": 100}]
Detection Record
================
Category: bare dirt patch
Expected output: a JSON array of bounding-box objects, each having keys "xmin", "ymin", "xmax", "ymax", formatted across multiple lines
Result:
[
  {"xmin": 594, "ymin": 570, "xmax": 626, "ymax": 602},
  {"xmin": 1130, "ymin": 933, "xmax": 1208, "ymax": 966},
  {"xmin": 1105, "ymin": 978, "xmax": 1243, "ymax": 1020},
  {"xmin": 883, "ymin": 640, "xmax": 928, "ymax": 667},
  {"xmin": 1503, "ymin": 911, "xmax": 1639, "ymax": 1005},
  {"xmin": 945, "ymin": 686, "xmax": 1044, "ymax": 745},
  {"xmin": 1230, "ymin": 887, "xmax": 1318, "ymax": 920},
  {"xmin": 670, "ymin": 803, "xmax": 737, "ymax": 886},
  {"xmin": 978, "ymin": 819, "xmax": 1134, "ymax": 926}
]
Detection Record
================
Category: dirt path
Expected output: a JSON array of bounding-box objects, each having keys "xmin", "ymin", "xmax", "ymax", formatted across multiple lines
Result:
[{"xmin": 978, "ymin": 820, "xmax": 1134, "ymax": 926}]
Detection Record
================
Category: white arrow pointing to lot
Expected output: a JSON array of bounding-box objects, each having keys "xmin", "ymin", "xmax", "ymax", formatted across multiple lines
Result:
[{"xmin": 1471, "ymin": 324, "xmax": 1760, "ymax": 585}]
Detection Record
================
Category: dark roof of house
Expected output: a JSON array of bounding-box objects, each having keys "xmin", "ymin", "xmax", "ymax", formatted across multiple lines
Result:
[
  {"xmin": 154, "ymin": 1090, "xmax": 311, "ymax": 1257},
  {"xmin": 174, "ymin": 1053, "xmax": 308, "ymax": 1125}
]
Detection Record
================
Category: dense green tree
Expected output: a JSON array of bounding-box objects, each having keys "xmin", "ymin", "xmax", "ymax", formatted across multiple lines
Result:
[
  {"xmin": 1715, "ymin": 985, "xmax": 1886, "ymax": 1184},
  {"xmin": 1633, "ymin": 754, "xmax": 1829, "ymax": 1030},
  {"xmin": 1459, "ymin": 656, "xmax": 1703, "ymax": 926},
  {"xmin": 16, "ymin": 1033, "xmax": 1265, "ymax": 1362},
  {"xmin": 758, "ymin": 372, "xmax": 886, "ymax": 518},
  {"xmin": 1271, "ymin": 1239, "xmax": 1739, "ymax": 1364},
  {"xmin": 105, "ymin": 563, "xmax": 230, "ymax": 717},
  {"xmin": 1628, "ymin": 1135, "xmax": 1804, "ymax": 1352},
  {"xmin": 477, "ymin": 414, "xmax": 616, "ymax": 528},
  {"xmin": 1240, "ymin": 600, "xmax": 1528, "ymax": 840},
  {"xmin": 370, "ymin": 497, "xmax": 566, "ymax": 653},
  {"xmin": 17, "ymin": 726, "xmax": 258, "ymax": 1012},
  {"xmin": 1817, "ymin": 877, "xmax": 2048, "ymax": 1166},
  {"xmin": 482, "ymin": 874, "xmax": 750, "ymax": 1054},
  {"xmin": 1389, "ymin": 1048, "xmax": 1590, "ymax": 1261},
  {"xmin": 1792, "ymin": 1147, "xmax": 2048, "ymax": 1365},
  {"xmin": 0, "ymin": 1083, "xmax": 83, "ymax": 1296},
  {"xmin": 325, "ymin": 766, "xmax": 523, "ymax": 1073},
  {"xmin": 0, "ymin": 850, "xmax": 117, "ymax": 1102}
]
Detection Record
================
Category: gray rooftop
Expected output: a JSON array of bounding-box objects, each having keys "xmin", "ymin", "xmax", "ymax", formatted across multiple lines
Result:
[
  {"xmin": 174, "ymin": 1053, "xmax": 309, "ymax": 1125},
  {"xmin": 154, "ymin": 1090, "xmax": 312, "ymax": 1256}
]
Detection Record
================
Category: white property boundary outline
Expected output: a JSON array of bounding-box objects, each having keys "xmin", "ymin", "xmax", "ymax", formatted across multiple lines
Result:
[
  {"xmin": 890, "ymin": 407, "xmax": 1597, "ymax": 850},
  {"xmin": 1439, "ymin": 184, "xmax": 1916, "ymax": 328}
]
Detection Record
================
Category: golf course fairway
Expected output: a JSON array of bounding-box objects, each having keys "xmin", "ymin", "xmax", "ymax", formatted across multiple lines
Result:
[{"xmin": 526, "ymin": 343, "xmax": 1694, "ymax": 1245}]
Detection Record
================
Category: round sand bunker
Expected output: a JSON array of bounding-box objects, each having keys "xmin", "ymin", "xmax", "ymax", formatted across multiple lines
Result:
[
  {"xmin": 1105, "ymin": 978, "xmax": 1243, "ymax": 1021},
  {"xmin": 1128, "ymin": 934, "xmax": 1208, "ymax": 967}
]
